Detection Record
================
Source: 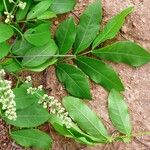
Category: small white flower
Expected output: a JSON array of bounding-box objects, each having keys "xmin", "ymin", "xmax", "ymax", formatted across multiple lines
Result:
[
  {"xmin": 25, "ymin": 76, "xmax": 32, "ymax": 83},
  {"xmin": 38, "ymin": 85, "xmax": 43, "ymax": 91},
  {"xmin": 26, "ymin": 84, "xmax": 72, "ymax": 128},
  {"xmin": 18, "ymin": 1, "xmax": 27, "ymax": 10},
  {"xmin": 9, "ymin": 0, "xmax": 14, "ymax": 3}
]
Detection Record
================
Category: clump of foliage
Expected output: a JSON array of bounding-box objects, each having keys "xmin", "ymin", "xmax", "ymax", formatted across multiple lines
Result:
[{"xmin": 0, "ymin": 0, "xmax": 150, "ymax": 149}]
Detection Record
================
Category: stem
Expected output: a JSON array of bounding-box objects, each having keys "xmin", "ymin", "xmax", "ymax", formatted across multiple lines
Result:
[
  {"xmin": 11, "ymin": 72, "xmax": 23, "ymax": 87},
  {"xmin": 3, "ymin": 0, "xmax": 8, "ymax": 12},
  {"xmin": 112, "ymin": 131, "xmax": 150, "ymax": 140},
  {"xmin": 10, "ymin": 25, "xmax": 24, "ymax": 39},
  {"xmin": 79, "ymin": 50, "xmax": 92, "ymax": 56},
  {"xmin": 10, "ymin": 0, "xmax": 19, "ymax": 16},
  {"xmin": 7, "ymin": 54, "xmax": 76, "ymax": 58}
]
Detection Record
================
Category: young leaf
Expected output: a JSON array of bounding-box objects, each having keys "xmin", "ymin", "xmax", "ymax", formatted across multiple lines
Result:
[
  {"xmin": 4, "ymin": 103, "xmax": 49, "ymax": 128},
  {"xmin": 0, "ymin": 23, "xmax": 14, "ymax": 43},
  {"xmin": 0, "ymin": 42, "xmax": 10, "ymax": 59},
  {"xmin": 55, "ymin": 17, "xmax": 76, "ymax": 55},
  {"xmin": 50, "ymin": 0, "xmax": 76, "ymax": 14},
  {"xmin": 16, "ymin": 0, "xmax": 31, "ymax": 21},
  {"xmin": 11, "ymin": 129, "xmax": 52, "ymax": 150},
  {"xmin": 24, "ymin": 23, "xmax": 51, "ymax": 47},
  {"xmin": 22, "ymin": 39, "xmax": 58, "ymax": 67},
  {"xmin": 92, "ymin": 41, "xmax": 150, "ymax": 67},
  {"xmin": 92, "ymin": 7, "xmax": 134, "ymax": 48},
  {"xmin": 63, "ymin": 96, "xmax": 110, "ymax": 143},
  {"xmin": 108, "ymin": 89, "xmax": 132, "ymax": 135},
  {"xmin": 74, "ymin": 0, "xmax": 102, "ymax": 54},
  {"xmin": 27, "ymin": 0, "xmax": 52, "ymax": 20},
  {"xmin": 13, "ymin": 86, "xmax": 39, "ymax": 109},
  {"xmin": 76, "ymin": 56, "xmax": 124, "ymax": 91},
  {"xmin": 12, "ymin": 39, "xmax": 33, "ymax": 56},
  {"xmin": 56, "ymin": 63, "xmax": 91, "ymax": 100},
  {"xmin": 37, "ymin": 10, "xmax": 56, "ymax": 20}
]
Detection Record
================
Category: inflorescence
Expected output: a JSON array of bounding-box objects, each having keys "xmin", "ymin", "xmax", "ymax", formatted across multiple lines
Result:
[
  {"xmin": 4, "ymin": 0, "xmax": 27, "ymax": 23},
  {"xmin": 0, "ymin": 69, "xmax": 17, "ymax": 120},
  {"xmin": 26, "ymin": 76, "xmax": 72, "ymax": 128}
]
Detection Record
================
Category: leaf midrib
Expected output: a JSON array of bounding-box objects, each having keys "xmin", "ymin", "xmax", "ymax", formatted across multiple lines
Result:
[
  {"xmin": 110, "ymin": 99, "xmax": 130, "ymax": 134},
  {"xmin": 77, "ymin": 58, "xmax": 120, "ymax": 89},
  {"xmin": 94, "ymin": 15, "xmax": 124, "ymax": 45},
  {"xmin": 57, "ymin": 65, "xmax": 86, "ymax": 95},
  {"xmin": 75, "ymin": 10, "xmax": 96, "ymax": 53},
  {"xmin": 94, "ymin": 51, "xmax": 150, "ymax": 59},
  {"xmin": 67, "ymin": 100, "xmax": 107, "ymax": 138},
  {"xmin": 59, "ymin": 19, "xmax": 72, "ymax": 52}
]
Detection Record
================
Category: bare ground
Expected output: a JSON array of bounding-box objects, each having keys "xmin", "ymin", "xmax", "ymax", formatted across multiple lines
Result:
[{"xmin": 0, "ymin": 0, "xmax": 150, "ymax": 150}]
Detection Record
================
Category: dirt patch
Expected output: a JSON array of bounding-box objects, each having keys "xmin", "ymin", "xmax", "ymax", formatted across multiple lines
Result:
[{"xmin": 0, "ymin": 0, "xmax": 150, "ymax": 150}]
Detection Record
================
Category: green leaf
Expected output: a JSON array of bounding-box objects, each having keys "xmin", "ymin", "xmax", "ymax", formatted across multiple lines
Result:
[
  {"xmin": 13, "ymin": 86, "xmax": 39, "ymax": 109},
  {"xmin": 0, "ymin": 42, "xmax": 10, "ymax": 59},
  {"xmin": 24, "ymin": 23, "xmax": 51, "ymax": 47},
  {"xmin": 92, "ymin": 41, "xmax": 150, "ymax": 67},
  {"xmin": 22, "ymin": 39, "xmax": 58, "ymax": 67},
  {"xmin": 11, "ymin": 129, "xmax": 52, "ymax": 150},
  {"xmin": 108, "ymin": 89, "xmax": 132, "ymax": 135},
  {"xmin": 92, "ymin": 7, "xmax": 134, "ymax": 48},
  {"xmin": 37, "ymin": 10, "xmax": 56, "ymax": 20},
  {"xmin": 74, "ymin": 0, "xmax": 102, "ymax": 54},
  {"xmin": 4, "ymin": 103, "xmax": 49, "ymax": 128},
  {"xmin": 0, "ymin": 3, "xmax": 4, "ymax": 12},
  {"xmin": 25, "ymin": 58, "xmax": 57, "ymax": 72},
  {"xmin": 0, "ymin": 23, "xmax": 14, "ymax": 43},
  {"xmin": 56, "ymin": 63, "xmax": 91, "ymax": 100},
  {"xmin": 76, "ymin": 56, "xmax": 124, "ymax": 91},
  {"xmin": 56, "ymin": 17, "xmax": 76, "ymax": 55},
  {"xmin": 12, "ymin": 39, "xmax": 33, "ymax": 56},
  {"xmin": 16, "ymin": 0, "xmax": 31, "ymax": 21},
  {"xmin": 2, "ymin": 59, "xmax": 22, "ymax": 73},
  {"xmin": 50, "ymin": 0, "xmax": 76, "ymax": 14},
  {"xmin": 63, "ymin": 96, "xmax": 110, "ymax": 143},
  {"xmin": 49, "ymin": 114, "xmax": 98, "ymax": 145},
  {"xmin": 27, "ymin": 0, "xmax": 52, "ymax": 19}
]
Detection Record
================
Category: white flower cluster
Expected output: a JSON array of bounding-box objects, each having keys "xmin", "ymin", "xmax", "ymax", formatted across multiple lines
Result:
[
  {"xmin": 25, "ymin": 77, "xmax": 72, "ymax": 128},
  {"xmin": 9, "ymin": 0, "xmax": 27, "ymax": 9},
  {"xmin": 18, "ymin": 1, "xmax": 27, "ymax": 10},
  {"xmin": 38, "ymin": 95, "xmax": 72, "ymax": 128},
  {"xmin": 0, "ymin": 69, "xmax": 17, "ymax": 120},
  {"xmin": 4, "ymin": 11, "xmax": 14, "ymax": 23},
  {"xmin": 4, "ymin": 0, "xmax": 27, "ymax": 23}
]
